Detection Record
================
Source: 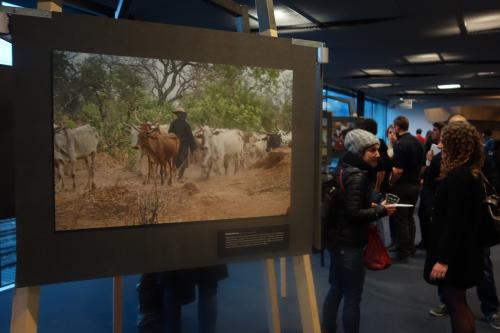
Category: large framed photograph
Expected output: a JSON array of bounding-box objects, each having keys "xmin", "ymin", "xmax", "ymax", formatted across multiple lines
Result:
[
  {"xmin": 12, "ymin": 13, "xmax": 319, "ymax": 286},
  {"xmin": 53, "ymin": 51, "xmax": 293, "ymax": 231}
]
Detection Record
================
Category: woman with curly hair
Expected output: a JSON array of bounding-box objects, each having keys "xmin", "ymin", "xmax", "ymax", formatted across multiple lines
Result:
[{"xmin": 424, "ymin": 121, "xmax": 485, "ymax": 333}]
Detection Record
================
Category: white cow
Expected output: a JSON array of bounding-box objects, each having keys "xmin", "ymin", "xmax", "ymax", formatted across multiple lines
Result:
[
  {"xmin": 54, "ymin": 124, "xmax": 99, "ymax": 190},
  {"xmin": 199, "ymin": 126, "xmax": 244, "ymax": 179},
  {"xmin": 278, "ymin": 130, "xmax": 292, "ymax": 147},
  {"xmin": 243, "ymin": 132, "xmax": 268, "ymax": 164}
]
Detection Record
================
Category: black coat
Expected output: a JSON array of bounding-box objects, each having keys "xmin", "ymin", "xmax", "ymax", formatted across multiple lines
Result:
[
  {"xmin": 329, "ymin": 152, "xmax": 387, "ymax": 248},
  {"xmin": 169, "ymin": 118, "xmax": 197, "ymax": 168},
  {"xmin": 424, "ymin": 166, "xmax": 484, "ymax": 288}
]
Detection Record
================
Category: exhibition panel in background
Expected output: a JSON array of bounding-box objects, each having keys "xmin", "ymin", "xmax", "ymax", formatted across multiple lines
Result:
[{"xmin": 11, "ymin": 13, "xmax": 320, "ymax": 287}]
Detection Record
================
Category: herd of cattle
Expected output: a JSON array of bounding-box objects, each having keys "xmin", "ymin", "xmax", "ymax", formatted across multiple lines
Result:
[{"xmin": 53, "ymin": 123, "xmax": 292, "ymax": 191}]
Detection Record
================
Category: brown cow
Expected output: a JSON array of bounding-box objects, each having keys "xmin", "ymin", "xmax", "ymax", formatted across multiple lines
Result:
[{"xmin": 137, "ymin": 123, "xmax": 180, "ymax": 185}]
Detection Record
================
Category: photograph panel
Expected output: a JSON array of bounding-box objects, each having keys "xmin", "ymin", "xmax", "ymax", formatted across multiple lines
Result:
[{"xmin": 53, "ymin": 51, "xmax": 293, "ymax": 231}]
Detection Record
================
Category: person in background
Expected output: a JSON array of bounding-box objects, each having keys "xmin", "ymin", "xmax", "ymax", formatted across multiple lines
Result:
[
  {"xmin": 322, "ymin": 129, "xmax": 397, "ymax": 333},
  {"xmin": 424, "ymin": 121, "xmax": 485, "ymax": 333},
  {"xmin": 168, "ymin": 106, "xmax": 197, "ymax": 181},
  {"xmin": 358, "ymin": 119, "xmax": 392, "ymax": 243},
  {"xmin": 425, "ymin": 129, "xmax": 433, "ymax": 142},
  {"xmin": 484, "ymin": 129, "xmax": 495, "ymax": 155},
  {"xmin": 416, "ymin": 128, "xmax": 426, "ymax": 144},
  {"xmin": 427, "ymin": 114, "xmax": 500, "ymax": 330},
  {"xmin": 425, "ymin": 122, "xmax": 445, "ymax": 161},
  {"xmin": 161, "ymin": 266, "xmax": 228, "ymax": 333},
  {"xmin": 417, "ymin": 122, "xmax": 445, "ymax": 250},
  {"xmin": 388, "ymin": 116, "xmax": 425, "ymax": 263},
  {"xmin": 386, "ymin": 125, "xmax": 397, "ymax": 159}
]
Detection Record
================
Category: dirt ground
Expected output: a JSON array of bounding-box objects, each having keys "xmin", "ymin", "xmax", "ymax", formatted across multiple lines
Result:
[{"xmin": 55, "ymin": 148, "xmax": 291, "ymax": 231}]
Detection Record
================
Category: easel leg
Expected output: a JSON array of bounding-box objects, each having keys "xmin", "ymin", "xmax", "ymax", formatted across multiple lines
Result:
[
  {"xmin": 293, "ymin": 254, "xmax": 321, "ymax": 333},
  {"xmin": 264, "ymin": 258, "xmax": 281, "ymax": 333},
  {"xmin": 113, "ymin": 276, "xmax": 123, "ymax": 333},
  {"xmin": 10, "ymin": 286, "xmax": 40, "ymax": 333},
  {"xmin": 279, "ymin": 257, "xmax": 287, "ymax": 298}
]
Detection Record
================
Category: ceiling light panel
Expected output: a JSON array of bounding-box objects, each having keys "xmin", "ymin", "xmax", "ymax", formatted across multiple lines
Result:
[
  {"xmin": 367, "ymin": 83, "xmax": 393, "ymax": 88},
  {"xmin": 437, "ymin": 84, "xmax": 461, "ymax": 90},
  {"xmin": 248, "ymin": 5, "xmax": 311, "ymax": 27},
  {"xmin": 404, "ymin": 53, "xmax": 441, "ymax": 64},
  {"xmin": 440, "ymin": 52, "xmax": 466, "ymax": 61},
  {"xmin": 465, "ymin": 12, "xmax": 500, "ymax": 33},
  {"xmin": 361, "ymin": 68, "xmax": 394, "ymax": 76},
  {"xmin": 477, "ymin": 72, "xmax": 496, "ymax": 76},
  {"xmin": 405, "ymin": 90, "xmax": 425, "ymax": 94}
]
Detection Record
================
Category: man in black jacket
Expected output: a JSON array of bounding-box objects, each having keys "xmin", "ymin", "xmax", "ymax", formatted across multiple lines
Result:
[{"xmin": 389, "ymin": 116, "xmax": 425, "ymax": 262}]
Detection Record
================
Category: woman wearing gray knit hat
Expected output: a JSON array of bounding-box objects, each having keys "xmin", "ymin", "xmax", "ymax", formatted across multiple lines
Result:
[{"xmin": 322, "ymin": 129, "xmax": 397, "ymax": 333}]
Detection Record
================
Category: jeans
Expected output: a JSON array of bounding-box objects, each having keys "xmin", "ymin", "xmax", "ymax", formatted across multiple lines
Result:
[
  {"xmin": 391, "ymin": 182, "xmax": 420, "ymax": 258},
  {"xmin": 164, "ymin": 280, "xmax": 218, "ymax": 333},
  {"xmin": 323, "ymin": 246, "xmax": 365, "ymax": 333},
  {"xmin": 438, "ymin": 248, "xmax": 499, "ymax": 317}
]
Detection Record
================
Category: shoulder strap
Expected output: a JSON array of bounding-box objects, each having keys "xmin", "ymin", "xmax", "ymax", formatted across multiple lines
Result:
[
  {"xmin": 480, "ymin": 171, "xmax": 498, "ymax": 194},
  {"xmin": 338, "ymin": 168, "xmax": 345, "ymax": 192}
]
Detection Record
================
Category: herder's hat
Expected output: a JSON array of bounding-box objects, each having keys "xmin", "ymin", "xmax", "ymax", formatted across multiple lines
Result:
[{"xmin": 173, "ymin": 106, "xmax": 186, "ymax": 114}]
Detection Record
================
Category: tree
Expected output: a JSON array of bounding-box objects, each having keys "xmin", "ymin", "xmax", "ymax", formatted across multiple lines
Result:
[{"xmin": 135, "ymin": 59, "xmax": 200, "ymax": 105}]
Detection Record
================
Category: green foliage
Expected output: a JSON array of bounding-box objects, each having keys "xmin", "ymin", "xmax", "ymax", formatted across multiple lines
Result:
[{"xmin": 53, "ymin": 52, "xmax": 293, "ymax": 159}]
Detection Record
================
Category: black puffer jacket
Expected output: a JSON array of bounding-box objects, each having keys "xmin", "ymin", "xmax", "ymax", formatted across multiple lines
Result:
[{"xmin": 330, "ymin": 152, "xmax": 387, "ymax": 248}]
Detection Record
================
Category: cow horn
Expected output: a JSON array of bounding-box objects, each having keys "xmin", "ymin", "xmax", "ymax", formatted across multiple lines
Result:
[{"xmin": 134, "ymin": 112, "xmax": 143, "ymax": 124}]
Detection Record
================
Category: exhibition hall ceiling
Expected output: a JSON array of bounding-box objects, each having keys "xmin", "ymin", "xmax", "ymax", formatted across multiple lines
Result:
[{"xmin": 5, "ymin": 0, "xmax": 500, "ymax": 103}]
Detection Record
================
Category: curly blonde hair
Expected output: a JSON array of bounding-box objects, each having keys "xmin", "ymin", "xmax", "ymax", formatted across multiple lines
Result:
[{"xmin": 440, "ymin": 121, "xmax": 484, "ymax": 178}]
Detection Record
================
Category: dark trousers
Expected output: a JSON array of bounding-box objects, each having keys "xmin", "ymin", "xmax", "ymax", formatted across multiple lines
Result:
[
  {"xmin": 417, "ymin": 187, "xmax": 433, "ymax": 248},
  {"xmin": 164, "ymin": 280, "xmax": 218, "ymax": 333},
  {"xmin": 438, "ymin": 248, "xmax": 499, "ymax": 317},
  {"xmin": 390, "ymin": 182, "xmax": 420, "ymax": 259},
  {"xmin": 323, "ymin": 247, "xmax": 365, "ymax": 333}
]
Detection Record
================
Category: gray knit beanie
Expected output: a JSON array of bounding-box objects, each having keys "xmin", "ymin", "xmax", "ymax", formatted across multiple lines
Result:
[{"xmin": 344, "ymin": 129, "xmax": 379, "ymax": 155}]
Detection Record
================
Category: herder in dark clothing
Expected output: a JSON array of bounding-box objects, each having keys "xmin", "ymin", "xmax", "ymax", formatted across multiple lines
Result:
[{"xmin": 168, "ymin": 106, "xmax": 197, "ymax": 180}]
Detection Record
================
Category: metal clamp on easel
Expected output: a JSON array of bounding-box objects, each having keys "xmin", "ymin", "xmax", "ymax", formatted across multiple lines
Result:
[{"xmin": 0, "ymin": 3, "xmax": 52, "ymax": 42}]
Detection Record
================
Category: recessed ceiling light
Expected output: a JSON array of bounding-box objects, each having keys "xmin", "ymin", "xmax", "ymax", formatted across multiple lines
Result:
[
  {"xmin": 464, "ymin": 12, "xmax": 500, "ymax": 33},
  {"xmin": 404, "ymin": 53, "xmax": 441, "ymax": 64},
  {"xmin": 405, "ymin": 90, "xmax": 425, "ymax": 94},
  {"xmin": 440, "ymin": 53, "xmax": 466, "ymax": 61},
  {"xmin": 477, "ymin": 72, "xmax": 496, "ymax": 76},
  {"xmin": 361, "ymin": 68, "xmax": 394, "ymax": 76},
  {"xmin": 367, "ymin": 83, "xmax": 393, "ymax": 88},
  {"xmin": 437, "ymin": 84, "xmax": 461, "ymax": 90},
  {"xmin": 248, "ymin": 5, "xmax": 311, "ymax": 27}
]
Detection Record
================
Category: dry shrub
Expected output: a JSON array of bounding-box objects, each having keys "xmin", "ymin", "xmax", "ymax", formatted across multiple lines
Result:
[{"xmin": 137, "ymin": 183, "xmax": 164, "ymax": 225}]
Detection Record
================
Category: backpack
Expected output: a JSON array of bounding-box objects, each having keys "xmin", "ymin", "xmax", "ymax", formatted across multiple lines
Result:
[
  {"xmin": 321, "ymin": 168, "xmax": 345, "ymax": 249},
  {"xmin": 479, "ymin": 172, "xmax": 500, "ymax": 247}
]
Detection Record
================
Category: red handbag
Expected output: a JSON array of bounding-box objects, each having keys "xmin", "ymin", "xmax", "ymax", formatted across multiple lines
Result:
[{"xmin": 364, "ymin": 226, "xmax": 392, "ymax": 270}]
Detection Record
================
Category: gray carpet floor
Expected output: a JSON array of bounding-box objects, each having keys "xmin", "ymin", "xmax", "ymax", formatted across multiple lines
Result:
[{"xmin": 1, "ymin": 218, "xmax": 500, "ymax": 332}]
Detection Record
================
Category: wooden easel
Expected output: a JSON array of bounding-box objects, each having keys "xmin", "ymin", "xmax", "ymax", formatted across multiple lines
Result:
[
  {"xmin": 9, "ymin": 2, "xmax": 124, "ymax": 333},
  {"xmin": 10, "ymin": 1, "xmax": 322, "ymax": 332},
  {"xmin": 254, "ymin": 1, "xmax": 321, "ymax": 332},
  {"xmin": 10, "ymin": 277, "xmax": 123, "ymax": 333}
]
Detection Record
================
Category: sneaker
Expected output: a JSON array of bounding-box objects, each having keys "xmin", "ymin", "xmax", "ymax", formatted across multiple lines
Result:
[
  {"xmin": 429, "ymin": 304, "xmax": 448, "ymax": 317},
  {"xmin": 387, "ymin": 244, "xmax": 397, "ymax": 252},
  {"xmin": 486, "ymin": 313, "xmax": 500, "ymax": 330}
]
